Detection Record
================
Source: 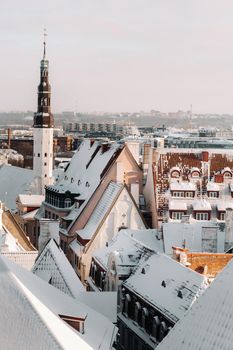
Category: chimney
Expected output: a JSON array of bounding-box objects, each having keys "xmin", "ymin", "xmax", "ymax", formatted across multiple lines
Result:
[
  {"xmin": 225, "ymin": 208, "xmax": 233, "ymax": 244},
  {"xmin": 38, "ymin": 219, "xmax": 59, "ymax": 253},
  {"xmin": 7, "ymin": 128, "xmax": 11, "ymax": 149},
  {"xmin": 0, "ymin": 202, "xmax": 3, "ymax": 232},
  {"xmin": 101, "ymin": 143, "xmax": 110, "ymax": 154}
]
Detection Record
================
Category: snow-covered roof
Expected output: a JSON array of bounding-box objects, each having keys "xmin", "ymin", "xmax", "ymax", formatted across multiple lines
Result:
[
  {"xmin": 22, "ymin": 208, "xmax": 39, "ymax": 220},
  {"xmin": 17, "ymin": 194, "xmax": 44, "ymax": 207},
  {"xmin": 157, "ymin": 258, "xmax": 233, "ymax": 350},
  {"xmin": 190, "ymin": 167, "xmax": 200, "ymax": 173},
  {"xmin": 77, "ymin": 182, "xmax": 123, "ymax": 240},
  {"xmin": 1, "ymin": 251, "xmax": 38, "ymax": 270},
  {"xmin": 170, "ymin": 181, "xmax": 196, "ymax": 191},
  {"xmin": 170, "ymin": 166, "xmax": 180, "ymax": 173},
  {"xmin": 206, "ymin": 182, "xmax": 220, "ymax": 191},
  {"xmin": 222, "ymin": 166, "xmax": 232, "ymax": 173},
  {"xmin": 94, "ymin": 229, "xmax": 164, "ymax": 275},
  {"xmin": 32, "ymin": 239, "xmax": 84, "ymax": 298},
  {"xmin": 217, "ymin": 201, "xmax": 233, "ymax": 211},
  {"xmin": 1, "ymin": 255, "xmax": 117, "ymax": 350},
  {"xmin": 124, "ymin": 253, "xmax": 207, "ymax": 323},
  {"xmin": 163, "ymin": 221, "xmax": 225, "ymax": 255},
  {"xmin": 169, "ymin": 200, "xmax": 187, "ymax": 211},
  {"xmin": 0, "ymin": 164, "xmax": 34, "ymax": 210},
  {"xmin": 193, "ymin": 199, "xmax": 211, "ymax": 211},
  {"xmin": 47, "ymin": 140, "xmax": 123, "ymax": 198}
]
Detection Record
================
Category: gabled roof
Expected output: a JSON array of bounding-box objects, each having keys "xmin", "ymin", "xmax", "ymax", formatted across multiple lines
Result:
[
  {"xmin": 0, "ymin": 164, "xmax": 34, "ymax": 210},
  {"xmin": 77, "ymin": 182, "xmax": 123, "ymax": 240},
  {"xmin": 93, "ymin": 228, "xmax": 164, "ymax": 274},
  {"xmin": 124, "ymin": 253, "xmax": 207, "ymax": 323},
  {"xmin": 1, "ymin": 255, "xmax": 117, "ymax": 350},
  {"xmin": 157, "ymin": 258, "xmax": 233, "ymax": 350},
  {"xmin": 32, "ymin": 239, "xmax": 84, "ymax": 298},
  {"xmin": 17, "ymin": 194, "xmax": 44, "ymax": 207}
]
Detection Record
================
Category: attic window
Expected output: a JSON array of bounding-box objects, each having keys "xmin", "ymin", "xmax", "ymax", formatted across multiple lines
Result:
[
  {"xmin": 64, "ymin": 175, "xmax": 68, "ymax": 180},
  {"xmin": 71, "ymin": 177, "xmax": 74, "ymax": 183},
  {"xmin": 161, "ymin": 280, "xmax": 166, "ymax": 288},
  {"xmin": 78, "ymin": 180, "xmax": 81, "ymax": 185},
  {"xmin": 141, "ymin": 268, "xmax": 146, "ymax": 274},
  {"xmin": 59, "ymin": 314, "xmax": 85, "ymax": 334},
  {"xmin": 177, "ymin": 290, "xmax": 183, "ymax": 299},
  {"xmin": 85, "ymin": 181, "xmax": 90, "ymax": 187}
]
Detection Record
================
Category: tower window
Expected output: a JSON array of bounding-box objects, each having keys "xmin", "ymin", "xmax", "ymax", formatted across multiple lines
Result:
[
  {"xmin": 38, "ymin": 153, "xmax": 40, "ymax": 157},
  {"xmin": 45, "ymin": 174, "xmax": 47, "ymax": 178},
  {"xmin": 44, "ymin": 162, "xmax": 47, "ymax": 166},
  {"xmin": 44, "ymin": 153, "xmax": 47, "ymax": 157}
]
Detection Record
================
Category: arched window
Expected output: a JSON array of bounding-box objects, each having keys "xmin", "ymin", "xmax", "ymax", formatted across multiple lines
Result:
[
  {"xmin": 78, "ymin": 180, "xmax": 81, "ymax": 185},
  {"xmin": 141, "ymin": 307, "xmax": 149, "ymax": 330},
  {"xmin": 64, "ymin": 198, "xmax": 71, "ymax": 208},
  {"xmin": 152, "ymin": 316, "xmax": 160, "ymax": 339},
  {"xmin": 71, "ymin": 177, "xmax": 74, "ymax": 183},
  {"xmin": 134, "ymin": 301, "xmax": 141, "ymax": 324},
  {"xmin": 85, "ymin": 181, "xmax": 90, "ymax": 188},
  {"xmin": 124, "ymin": 294, "xmax": 131, "ymax": 318},
  {"xmin": 158, "ymin": 321, "xmax": 168, "ymax": 342}
]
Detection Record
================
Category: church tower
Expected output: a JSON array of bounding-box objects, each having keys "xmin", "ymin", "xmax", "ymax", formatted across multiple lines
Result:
[{"xmin": 33, "ymin": 31, "xmax": 54, "ymax": 195}]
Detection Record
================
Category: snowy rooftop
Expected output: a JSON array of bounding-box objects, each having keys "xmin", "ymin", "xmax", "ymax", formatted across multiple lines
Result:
[
  {"xmin": 163, "ymin": 221, "xmax": 225, "ymax": 255},
  {"xmin": 32, "ymin": 239, "xmax": 84, "ymax": 298},
  {"xmin": 47, "ymin": 140, "xmax": 123, "ymax": 197},
  {"xmin": 17, "ymin": 194, "xmax": 45, "ymax": 207},
  {"xmin": 170, "ymin": 182, "xmax": 196, "ymax": 191},
  {"xmin": 0, "ymin": 164, "xmax": 34, "ymax": 210},
  {"xmin": 1, "ymin": 251, "xmax": 38, "ymax": 270},
  {"xmin": 193, "ymin": 199, "xmax": 211, "ymax": 211},
  {"xmin": 217, "ymin": 201, "xmax": 233, "ymax": 211},
  {"xmin": 124, "ymin": 253, "xmax": 207, "ymax": 323},
  {"xmin": 1, "ymin": 255, "xmax": 117, "ymax": 350},
  {"xmin": 77, "ymin": 182, "xmax": 123, "ymax": 240},
  {"xmin": 94, "ymin": 229, "xmax": 164, "ymax": 274},
  {"xmin": 157, "ymin": 258, "xmax": 233, "ymax": 350},
  {"xmin": 169, "ymin": 200, "xmax": 187, "ymax": 211},
  {"xmin": 206, "ymin": 182, "xmax": 220, "ymax": 191},
  {"xmin": 22, "ymin": 208, "xmax": 39, "ymax": 220}
]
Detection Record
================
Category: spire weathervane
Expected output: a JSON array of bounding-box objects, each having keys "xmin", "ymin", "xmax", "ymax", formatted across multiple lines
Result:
[{"xmin": 43, "ymin": 28, "xmax": 47, "ymax": 59}]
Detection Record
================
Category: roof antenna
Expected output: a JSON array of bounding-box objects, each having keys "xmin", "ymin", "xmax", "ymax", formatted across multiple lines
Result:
[{"xmin": 43, "ymin": 28, "xmax": 47, "ymax": 60}]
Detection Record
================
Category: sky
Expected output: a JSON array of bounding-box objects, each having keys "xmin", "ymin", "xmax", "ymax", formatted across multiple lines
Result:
[{"xmin": 1, "ymin": 0, "xmax": 233, "ymax": 114}]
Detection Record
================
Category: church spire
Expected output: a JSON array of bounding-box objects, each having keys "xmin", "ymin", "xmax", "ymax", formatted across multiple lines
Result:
[
  {"xmin": 43, "ymin": 28, "xmax": 47, "ymax": 60},
  {"xmin": 33, "ymin": 31, "xmax": 54, "ymax": 128}
]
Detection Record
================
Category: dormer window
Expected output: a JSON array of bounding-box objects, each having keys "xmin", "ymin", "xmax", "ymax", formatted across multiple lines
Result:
[
  {"xmin": 71, "ymin": 177, "xmax": 74, "ymax": 183},
  {"xmin": 85, "ymin": 181, "xmax": 90, "ymax": 187},
  {"xmin": 64, "ymin": 198, "xmax": 71, "ymax": 208}
]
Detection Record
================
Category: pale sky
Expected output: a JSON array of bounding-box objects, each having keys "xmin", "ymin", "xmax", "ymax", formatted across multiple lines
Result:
[{"xmin": 1, "ymin": 0, "xmax": 233, "ymax": 113}]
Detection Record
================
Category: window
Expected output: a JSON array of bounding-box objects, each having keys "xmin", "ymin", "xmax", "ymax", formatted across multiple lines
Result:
[
  {"xmin": 124, "ymin": 294, "xmax": 131, "ymax": 318},
  {"xmin": 85, "ymin": 181, "xmax": 90, "ymax": 187},
  {"xmin": 44, "ymin": 153, "xmax": 47, "ymax": 157},
  {"xmin": 141, "ymin": 307, "xmax": 149, "ymax": 330},
  {"xmin": 71, "ymin": 177, "xmax": 74, "ymax": 183},
  {"xmin": 152, "ymin": 316, "xmax": 160, "ymax": 339},
  {"xmin": 134, "ymin": 302, "xmax": 141, "ymax": 324},
  {"xmin": 38, "ymin": 153, "xmax": 40, "ymax": 157},
  {"xmin": 220, "ymin": 212, "xmax": 225, "ymax": 220},
  {"xmin": 196, "ymin": 212, "xmax": 209, "ymax": 220},
  {"xmin": 45, "ymin": 174, "xmax": 47, "ymax": 178},
  {"xmin": 64, "ymin": 198, "xmax": 71, "ymax": 208},
  {"xmin": 171, "ymin": 212, "xmax": 183, "ymax": 220},
  {"xmin": 186, "ymin": 191, "xmax": 194, "ymax": 198},
  {"xmin": 172, "ymin": 191, "xmax": 184, "ymax": 197},
  {"xmin": 44, "ymin": 162, "xmax": 47, "ymax": 166},
  {"xmin": 208, "ymin": 191, "xmax": 218, "ymax": 198}
]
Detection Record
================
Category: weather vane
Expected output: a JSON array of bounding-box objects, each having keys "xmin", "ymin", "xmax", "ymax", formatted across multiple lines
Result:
[{"xmin": 43, "ymin": 28, "xmax": 47, "ymax": 59}]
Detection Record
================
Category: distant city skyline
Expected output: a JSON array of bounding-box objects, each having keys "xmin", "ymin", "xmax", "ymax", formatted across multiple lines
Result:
[{"xmin": 1, "ymin": 0, "xmax": 233, "ymax": 113}]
